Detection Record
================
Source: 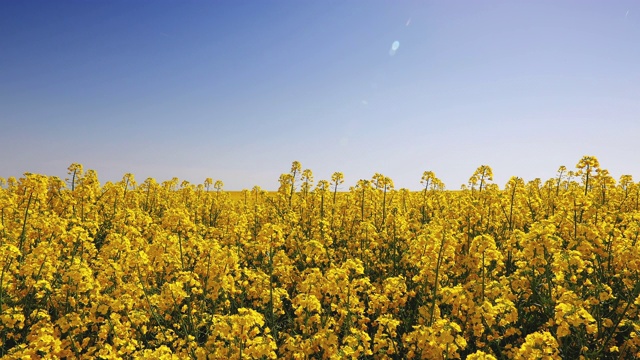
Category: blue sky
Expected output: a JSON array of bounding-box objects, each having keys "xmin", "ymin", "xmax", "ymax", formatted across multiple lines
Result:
[{"xmin": 2, "ymin": 1, "xmax": 639, "ymax": 190}]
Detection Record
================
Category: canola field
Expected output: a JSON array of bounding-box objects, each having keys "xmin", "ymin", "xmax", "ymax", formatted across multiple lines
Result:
[{"xmin": 1, "ymin": 156, "xmax": 640, "ymax": 359}]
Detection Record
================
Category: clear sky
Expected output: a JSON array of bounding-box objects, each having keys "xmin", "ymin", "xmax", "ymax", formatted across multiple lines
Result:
[{"xmin": 2, "ymin": 1, "xmax": 639, "ymax": 190}]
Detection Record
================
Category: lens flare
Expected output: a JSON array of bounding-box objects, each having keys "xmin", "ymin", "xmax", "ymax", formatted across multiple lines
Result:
[{"xmin": 389, "ymin": 40, "xmax": 400, "ymax": 56}]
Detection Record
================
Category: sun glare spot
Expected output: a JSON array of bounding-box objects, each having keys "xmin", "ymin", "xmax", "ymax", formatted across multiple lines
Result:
[{"xmin": 389, "ymin": 40, "xmax": 400, "ymax": 56}]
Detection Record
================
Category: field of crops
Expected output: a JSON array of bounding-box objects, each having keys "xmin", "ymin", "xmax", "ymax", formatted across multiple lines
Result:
[{"xmin": 1, "ymin": 156, "xmax": 640, "ymax": 359}]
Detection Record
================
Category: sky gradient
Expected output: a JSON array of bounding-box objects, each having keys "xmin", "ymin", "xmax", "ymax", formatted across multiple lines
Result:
[{"xmin": 2, "ymin": 1, "xmax": 639, "ymax": 190}]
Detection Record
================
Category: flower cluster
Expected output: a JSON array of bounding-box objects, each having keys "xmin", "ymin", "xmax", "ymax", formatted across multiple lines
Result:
[{"xmin": 1, "ymin": 156, "xmax": 639, "ymax": 358}]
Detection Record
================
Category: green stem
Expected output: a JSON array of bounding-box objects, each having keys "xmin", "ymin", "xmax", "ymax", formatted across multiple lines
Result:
[
  {"xmin": 18, "ymin": 192, "xmax": 33, "ymax": 259},
  {"xmin": 481, "ymin": 251, "xmax": 485, "ymax": 302},
  {"xmin": 177, "ymin": 230, "xmax": 185, "ymax": 271},
  {"xmin": 136, "ymin": 266, "xmax": 168, "ymax": 341},
  {"xmin": 429, "ymin": 230, "xmax": 447, "ymax": 326},
  {"xmin": 0, "ymin": 256, "xmax": 12, "ymax": 315}
]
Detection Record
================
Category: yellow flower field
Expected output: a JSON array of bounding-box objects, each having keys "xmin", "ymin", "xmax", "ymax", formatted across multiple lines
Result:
[{"xmin": 1, "ymin": 156, "xmax": 639, "ymax": 359}]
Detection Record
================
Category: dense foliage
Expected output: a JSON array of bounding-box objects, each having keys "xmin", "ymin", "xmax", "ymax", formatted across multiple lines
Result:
[{"xmin": 1, "ymin": 156, "xmax": 640, "ymax": 359}]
